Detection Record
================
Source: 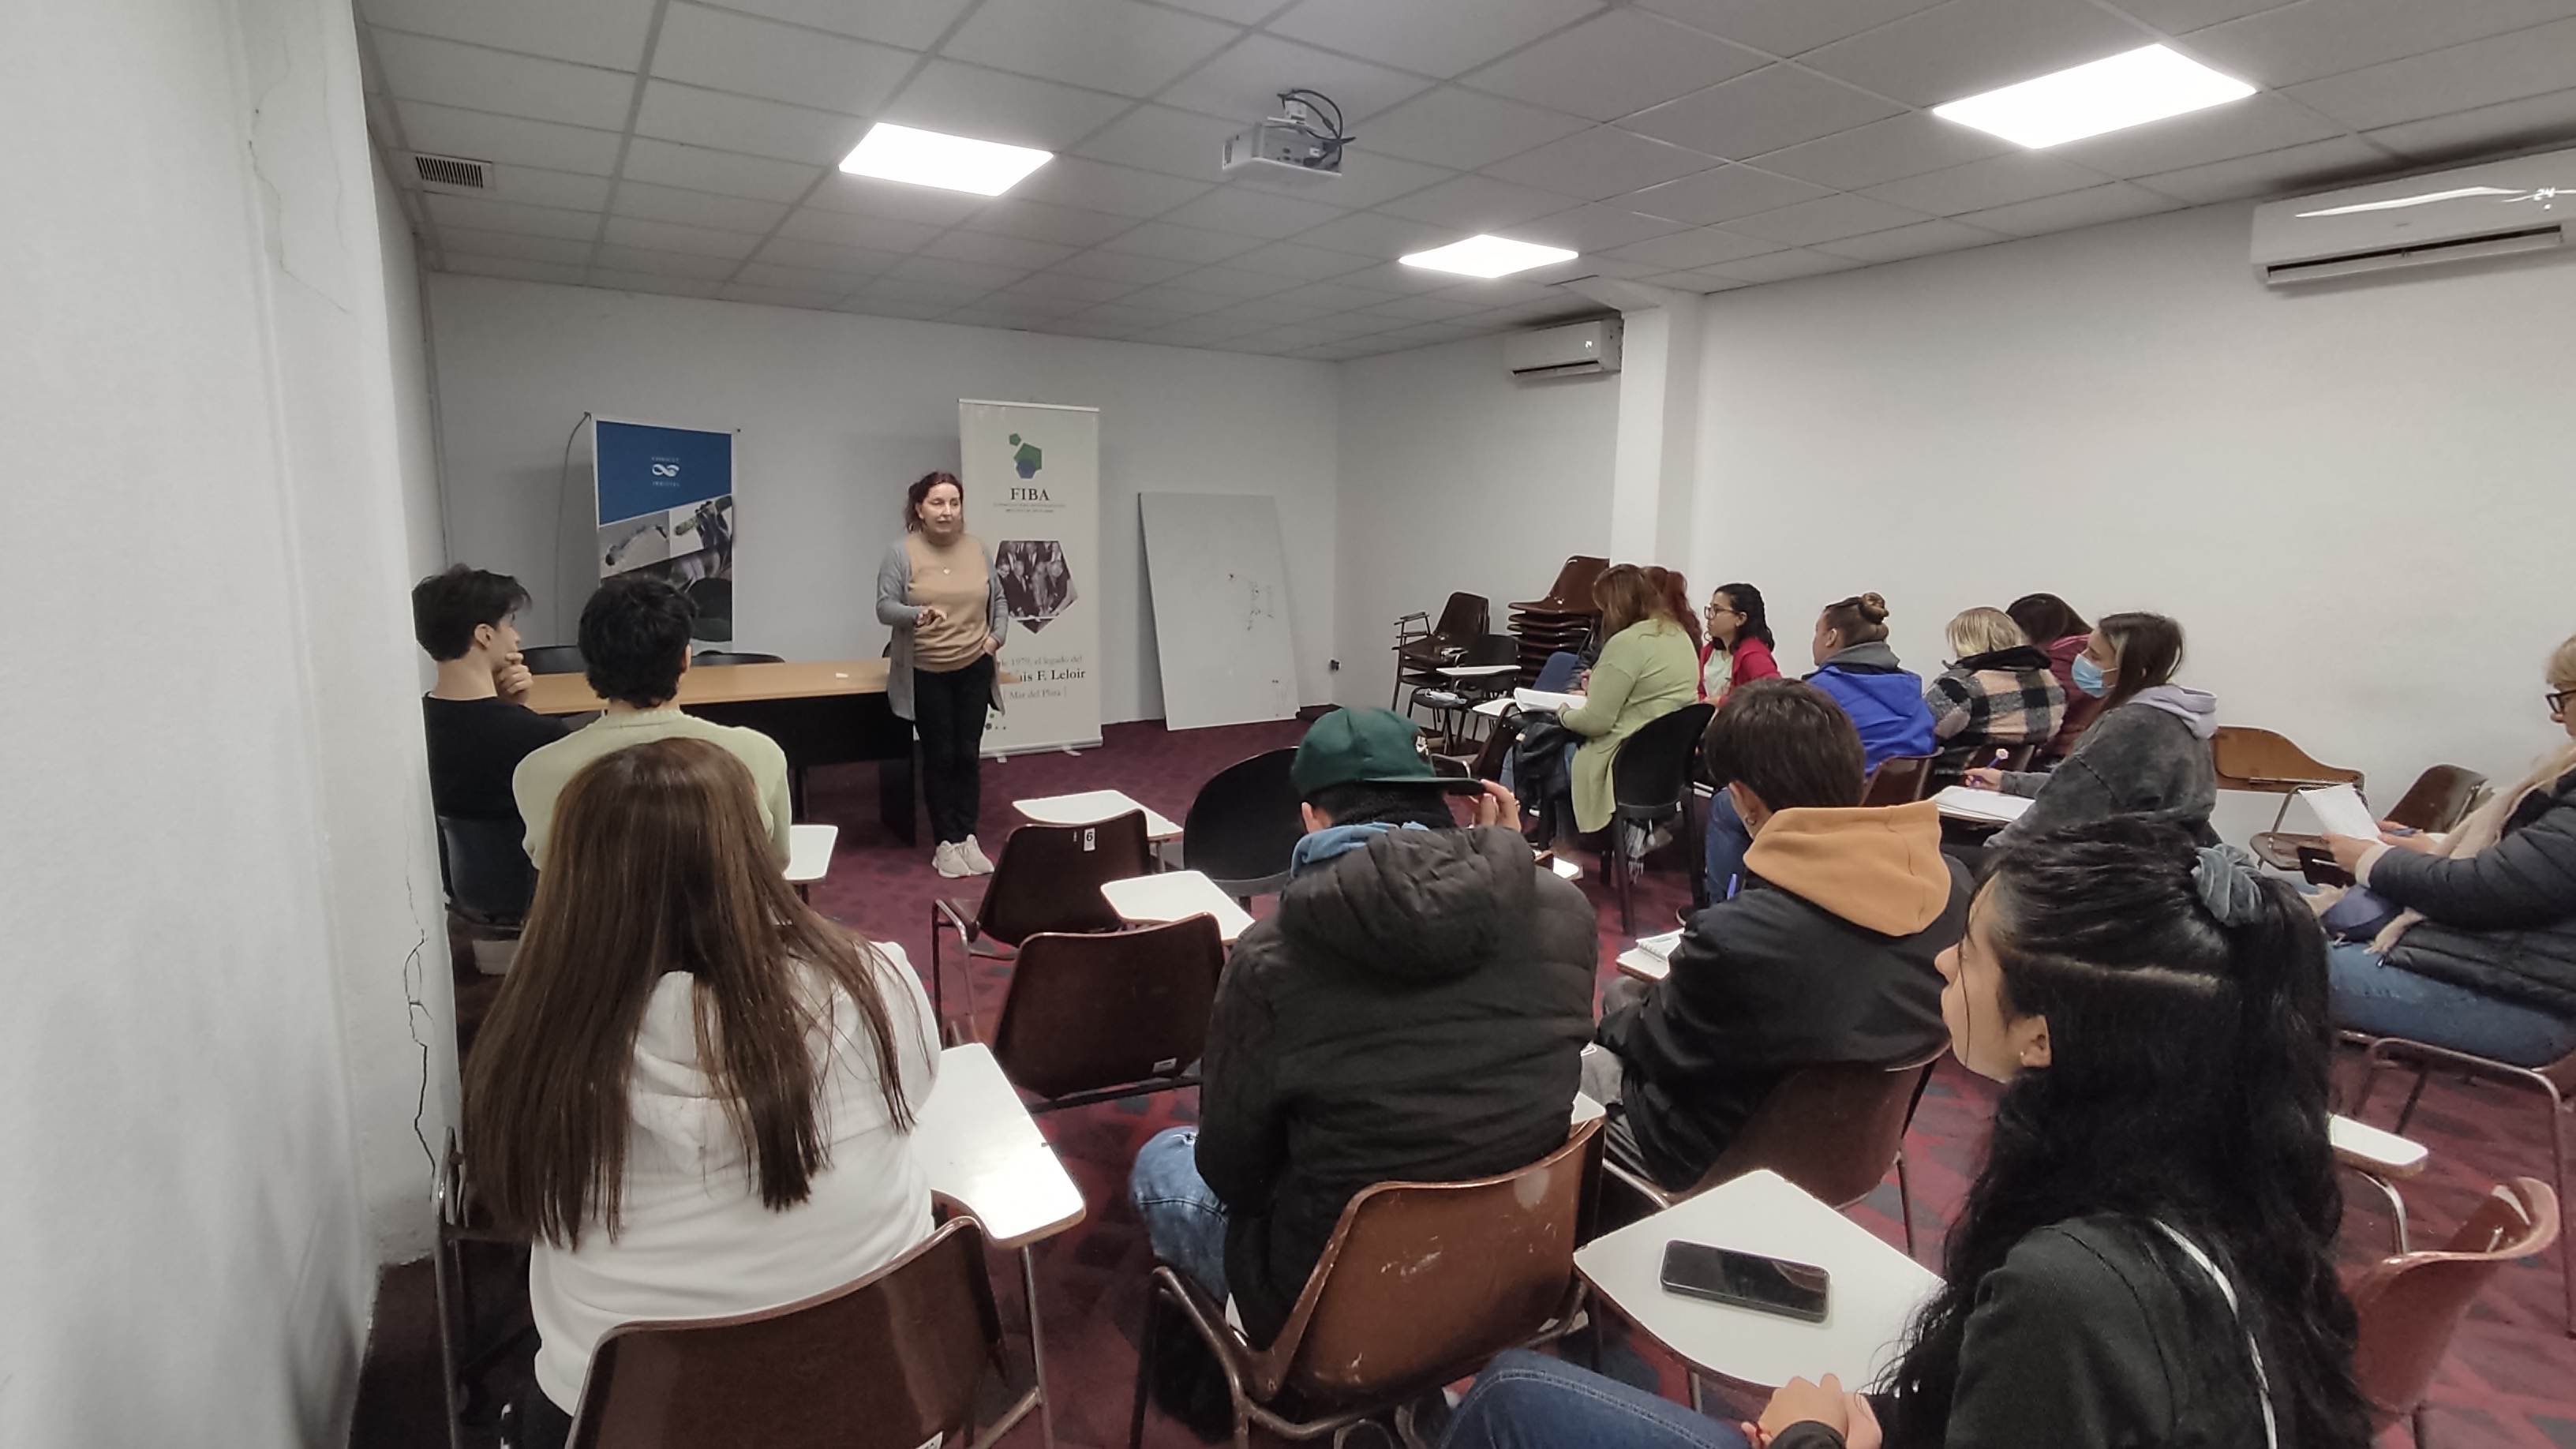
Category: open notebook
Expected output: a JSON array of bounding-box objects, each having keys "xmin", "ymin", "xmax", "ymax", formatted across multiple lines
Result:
[{"xmin": 1929, "ymin": 786, "xmax": 2034, "ymax": 826}]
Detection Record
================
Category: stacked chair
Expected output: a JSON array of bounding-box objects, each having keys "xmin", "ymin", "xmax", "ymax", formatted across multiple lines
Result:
[{"xmin": 1509, "ymin": 556, "xmax": 1608, "ymax": 688}]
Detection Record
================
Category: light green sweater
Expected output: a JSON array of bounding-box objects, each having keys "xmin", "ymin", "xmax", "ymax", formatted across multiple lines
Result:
[
  {"xmin": 1559, "ymin": 619, "xmax": 1702, "ymax": 833},
  {"xmin": 511, "ymin": 708, "xmax": 794, "ymax": 868}
]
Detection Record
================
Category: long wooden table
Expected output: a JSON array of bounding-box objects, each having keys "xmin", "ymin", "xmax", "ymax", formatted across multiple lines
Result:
[{"xmin": 524, "ymin": 660, "xmax": 919, "ymax": 844}]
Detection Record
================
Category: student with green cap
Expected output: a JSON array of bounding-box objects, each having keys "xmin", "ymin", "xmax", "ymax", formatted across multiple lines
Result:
[{"xmin": 1128, "ymin": 706, "xmax": 1597, "ymax": 1357}]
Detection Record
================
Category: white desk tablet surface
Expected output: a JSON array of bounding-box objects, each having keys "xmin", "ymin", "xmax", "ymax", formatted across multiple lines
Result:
[
  {"xmin": 784, "ymin": 823, "xmax": 837, "ymax": 884},
  {"xmin": 1013, "ymin": 788, "xmax": 1182, "ymax": 842},
  {"xmin": 1576, "ymin": 1169, "xmax": 1939, "ymax": 1391},
  {"xmin": 912, "ymin": 1043, "xmax": 1086, "ymax": 1250},
  {"xmin": 1099, "ymin": 870, "xmax": 1256, "ymax": 943},
  {"xmin": 2330, "ymin": 1113, "xmax": 2429, "ymax": 1177}
]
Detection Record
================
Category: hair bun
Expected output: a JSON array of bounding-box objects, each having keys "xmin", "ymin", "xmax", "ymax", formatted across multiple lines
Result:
[{"xmin": 1860, "ymin": 592, "xmax": 1889, "ymax": 622}]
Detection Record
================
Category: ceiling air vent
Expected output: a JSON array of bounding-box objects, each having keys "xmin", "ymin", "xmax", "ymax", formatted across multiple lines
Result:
[{"xmin": 411, "ymin": 153, "xmax": 491, "ymax": 192}]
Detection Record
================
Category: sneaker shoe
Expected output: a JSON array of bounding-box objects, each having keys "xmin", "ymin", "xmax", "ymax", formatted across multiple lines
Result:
[
  {"xmin": 932, "ymin": 841, "xmax": 969, "ymax": 878},
  {"xmin": 960, "ymin": 833, "xmax": 996, "ymax": 874}
]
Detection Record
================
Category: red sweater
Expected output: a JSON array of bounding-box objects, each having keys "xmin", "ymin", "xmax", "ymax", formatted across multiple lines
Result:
[{"xmin": 1702, "ymin": 635, "xmax": 1782, "ymax": 702}]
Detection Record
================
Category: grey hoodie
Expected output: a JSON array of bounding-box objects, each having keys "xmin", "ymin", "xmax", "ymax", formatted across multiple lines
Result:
[{"xmin": 1994, "ymin": 685, "xmax": 2220, "ymax": 847}]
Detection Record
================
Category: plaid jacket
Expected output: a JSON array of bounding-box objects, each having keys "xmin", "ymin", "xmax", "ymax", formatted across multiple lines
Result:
[{"xmin": 1924, "ymin": 646, "xmax": 2068, "ymax": 771}]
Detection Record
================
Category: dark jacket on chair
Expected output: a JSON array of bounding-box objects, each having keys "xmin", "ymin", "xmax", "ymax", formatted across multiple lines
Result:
[
  {"xmin": 1597, "ymin": 799, "xmax": 1969, "ymax": 1193},
  {"xmin": 2373, "ymin": 770, "xmax": 2576, "ymax": 1018},
  {"xmin": 1194, "ymin": 825, "xmax": 1597, "ymax": 1346}
]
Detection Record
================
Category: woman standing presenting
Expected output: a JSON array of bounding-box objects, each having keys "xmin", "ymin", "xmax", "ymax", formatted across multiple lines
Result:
[{"xmin": 877, "ymin": 471, "xmax": 1009, "ymax": 878}]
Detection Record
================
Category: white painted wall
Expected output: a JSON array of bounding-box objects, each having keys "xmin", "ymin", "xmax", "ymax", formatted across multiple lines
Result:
[
  {"xmin": 379, "ymin": 159, "xmax": 451, "ymax": 691},
  {"xmin": 1335, "ymin": 334, "xmax": 1623, "ymax": 707},
  {"xmin": 425, "ymin": 276, "xmax": 1342, "ymax": 724},
  {"xmin": 2, "ymin": 0, "xmax": 444, "ymax": 1440},
  {"xmin": 1691, "ymin": 200, "xmax": 2576, "ymax": 839}
]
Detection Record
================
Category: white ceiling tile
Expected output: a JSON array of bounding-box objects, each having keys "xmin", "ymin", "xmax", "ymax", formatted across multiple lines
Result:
[
  {"xmin": 844, "ymin": 296, "xmax": 957, "ymax": 319},
  {"xmin": 1226, "ymin": 239, "xmax": 1384, "ymax": 277},
  {"xmin": 436, "ymin": 227, "xmax": 599, "ymax": 264},
  {"xmin": 440, "ymin": 253, "xmax": 591, "ymax": 284},
  {"xmin": 1810, "ymin": 215, "xmax": 2006, "ymax": 261},
  {"xmin": 1721, "ymin": 191, "xmax": 1929, "ymax": 244},
  {"xmin": 2185, "ymin": 0, "xmax": 2576, "ymax": 88},
  {"xmin": 1507, "ymin": 203, "xmax": 1690, "ymax": 252},
  {"xmin": 361, "ymin": 0, "xmax": 657, "ymax": 69},
  {"xmin": 2282, "ymin": 17, "xmax": 2576, "ymax": 131},
  {"xmin": 1255, "ymin": 321, "xmax": 1377, "ymax": 347},
  {"xmin": 2107, "ymin": 0, "xmax": 2298, "ymax": 33},
  {"xmin": 1211, "ymin": 298, "xmax": 1345, "ymax": 324},
  {"xmin": 853, "ymin": 276, "xmax": 991, "ymax": 305},
  {"xmin": 1358, "ymin": 293, "xmax": 1492, "ymax": 321},
  {"xmin": 1799, "ymin": 0, "xmax": 2160, "ymax": 109},
  {"xmin": 650, "ymin": 5, "xmax": 915, "ymax": 115},
  {"xmin": 1072, "ymin": 104, "xmax": 1237, "ymax": 180},
  {"xmin": 736, "ymin": 260, "xmax": 873, "ymax": 290},
  {"xmin": 620, "ymin": 137, "xmax": 824, "ymax": 201},
  {"xmin": 424, "ymin": 193, "xmax": 603, "ymax": 238},
  {"xmin": 1747, "ymin": 112, "xmax": 2016, "ymax": 191},
  {"xmin": 1631, "ymin": 0, "xmax": 1946, "ymax": 58},
  {"xmin": 1155, "ymin": 186, "xmax": 1351, "ymax": 238},
  {"xmin": 1002, "ymin": 273, "xmax": 1149, "ymax": 305},
  {"xmin": 945, "ymin": 307, "xmax": 1058, "ymax": 331},
  {"xmin": 878, "ymin": 61, "xmax": 1139, "ymax": 152},
  {"xmin": 915, "ymin": 230, "xmax": 1080, "ymax": 270},
  {"xmin": 394, "ymin": 102, "xmax": 623, "ymax": 175},
  {"xmin": 1603, "ymin": 227, "xmax": 1784, "ymax": 268},
  {"xmin": 2129, "ymin": 134, "xmax": 2391, "ymax": 203},
  {"xmin": 956, "ymin": 198, "xmax": 1144, "ymax": 246},
  {"xmin": 1626, "ymin": 163, "xmax": 1833, "ymax": 224},
  {"xmin": 946, "ymin": 0, "xmax": 1240, "ymax": 99},
  {"xmin": 886, "ymin": 253, "xmax": 1039, "ymax": 290},
  {"xmin": 1619, "ymin": 66, "xmax": 1904, "ymax": 160},
  {"xmin": 1099, "ymin": 219, "xmax": 1268, "ymax": 262},
  {"xmin": 1376, "ymin": 320, "xmax": 1495, "ymax": 346},
  {"xmin": 371, "ymin": 32, "xmax": 638, "ymax": 129},
  {"xmin": 1953, "ymin": 180, "xmax": 2185, "ymax": 236},
  {"xmin": 806, "ymin": 173, "xmax": 989, "ymax": 224},
  {"xmin": 1701, "ymin": 247, "xmax": 1865, "ymax": 283},
  {"xmin": 601, "ymin": 216, "xmax": 764, "ymax": 259},
  {"xmin": 1155, "ymin": 36, "xmax": 1432, "ymax": 125},
  {"xmin": 1046, "ymin": 249, "xmax": 1201, "ymax": 283},
  {"xmin": 593, "ymin": 244, "xmax": 741, "ymax": 278},
  {"xmin": 752, "ymin": 237, "xmax": 908, "ymax": 274},
  {"xmin": 1350, "ymin": 88, "xmax": 1597, "ymax": 170},
  {"xmin": 1376, "ymin": 174, "xmax": 1582, "ymax": 230},
  {"xmin": 1236, "ymin": 151, "xmax": 1457, "ymax": 209},
  {"xmin": 1267, "ymin": 0, "xmax": 1607, "ymax": 80},
  {"xmin": 1859, "ymin": 152, "xmax": 2112, "ymax": 215},
  {"xmin": 633, "ymin": 81, "xmax": 867, "ymax": 164},
  {"xmin": 2361, "ymin": 85, "xmax": 2576, "ymax": 163},
  {"xmin": 1162, "ymin": 309, "xmax": 1278, "ymax": 337},
  {"xmin": 1006, "ymin": 157, "xmax": 1212, "ymax": 218},
  {"xmin": 1114, "ymin": 284, "xmax": 1241, "ymax": 313},
  {"xmin": 2028, "ymin": 92, "xmax": 2339, "ymax": 178},
  {"xmin": 591, "ymin": 268, "xmax": 723, "ymax": 298},
  {"xmin": 1656, "ymin": 269, "xmax": 1751, "ymax": 293},
  {"xmin": 698, "ymin": 0, "xmax": 973, "ymax": 50},
  {"xmin": 612, "ymin": 180, "xmax": 789, "ymax": 233},
  {"xmin": 1463, "ymin": 10, "xmax": 1767, "ymax": 122},
  {"xmin": 775, "ymin": 208, "xmax": 945, "ymax": 252},
  {"xmin": 1074, "ymin": 301, "xmax": 1200, "ymax": 328},
  {"xmin": 1161, "ymin": 0, "xmax": 1294, "ymax": 27},
  {"xmin": 1484, "ymin": 126, "xmax": 1721, "ymax": 200},
  {"xmin": 478, "ymin": 163, "xmax": 616, "ymax": 212},
  {"xmin": 715, "ymin": 281, "xmax": 846, "ymax": 308},
  {"xmin": 1287, "ymin": 209, "xmax": 1457, "ymax": 257},
  {"xmin": 1267, "ymin": 279, "xmax": 1405, "ymax": 310},
  {"xmin": 1166, "ymin": 264, "xmax": 1308, "ymax": 297}
]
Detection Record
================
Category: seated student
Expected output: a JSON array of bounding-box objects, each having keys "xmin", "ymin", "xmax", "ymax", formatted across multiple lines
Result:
[
  {"xmin": 1698, "ymin": 581, "xmax": 1780, "ymax": 704},
  {"xmin": 1967, "ymin": 611, "xmax": 2217, "ymax": 848},
  {"xmin": 464, "ymin": 738, "xmax": 939, "ymax": 1449},
  {"xmin": 1552, "ymin": 564, "xmax": 1700, "ymax": 844},
  {"xmin": 1443, "ymin": 821, "xmax": 2370, "ymax": 1449},
  {"xmin": 1127, "ymin": 707, "xmax": 1594, "ymax": 1350},
  {"xmin": 512, "ymin": 575, "xmax": 792, "ymax": 868},
  {"xmin": 2319, "ymin": 633, "xmax": 2576, "ymax": 1065},
  {"xmin": 413, "ymin": 565, "xmax": 567, "ymax": 827},
  {"xmin": 2007, "ymin": 591, "xmax": 2102, "ymax": 762},
  {"xmin": 1923, "ymin": 605, "xmax": 2066, "ymax": 777},
  {"xmin": 1589, "ymin": 680, "xmax": 1969, "ymax": 1193}
]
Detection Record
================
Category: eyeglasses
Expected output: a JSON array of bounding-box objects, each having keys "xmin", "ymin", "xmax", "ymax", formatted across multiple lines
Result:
[{"xmin": 2551, "ymin": 687, "xmax": 2576, "ymax": 715}]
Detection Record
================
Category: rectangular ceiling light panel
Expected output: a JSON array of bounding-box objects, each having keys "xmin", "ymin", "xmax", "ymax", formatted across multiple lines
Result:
[
  {"xmin": 841, "ymin": 123, "xmax": 1052, "ymax": 197},
  {"xmin": 1933, "ymin": 45, "xmax": 2254, "ymax": 149},
  {"xmin": 1400, "ymin": 234, "xmax": 1578, "ymax": 278}
]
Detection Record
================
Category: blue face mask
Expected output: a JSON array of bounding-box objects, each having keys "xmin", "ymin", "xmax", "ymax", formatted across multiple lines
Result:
[{"xmin": 2070, "ymin": 653, "xmax": 2108, "ymax": 698}]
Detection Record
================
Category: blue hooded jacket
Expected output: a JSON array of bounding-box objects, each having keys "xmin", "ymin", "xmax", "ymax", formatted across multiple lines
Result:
[{"xmin": 1807, "ymin": 642, "xmax": 1937, "ymax": 768}]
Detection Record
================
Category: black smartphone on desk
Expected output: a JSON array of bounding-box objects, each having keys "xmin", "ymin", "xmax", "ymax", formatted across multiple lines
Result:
[{"xmin": 1660, "ymin": 1241, "xmax": 1830, "ymax": 1324}]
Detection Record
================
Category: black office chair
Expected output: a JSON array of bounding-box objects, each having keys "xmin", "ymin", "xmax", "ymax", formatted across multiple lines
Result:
[
  {"xmin": 436, "ymin": 815, "xmax": 537, "ymax": 930},
  {"xmin": 1181, "ymin": 747, "xmax": 1303, "ymax": 901},
  {"xmin": 522, "ymin": 646, "xmax": 587, "ymax": 676},
  {"xmin": 1607, "ymin": 702, "xmax": 1715, "ymax": 934},
  {"xmin": 691, "ymin": 650, "xmax": 784, "ymax": 667}
]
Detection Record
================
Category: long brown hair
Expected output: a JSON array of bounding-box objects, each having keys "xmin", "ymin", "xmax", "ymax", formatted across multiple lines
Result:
[
  {"xmin": 2097, "ymin": 610, "xmax": 2185, "ymax": 713},
  {"xmin": 464, "ymin": 737, "xmax": 919, "ymax": 1247},
  {"xmin": 1643, "ymin": 566, "xmax": 1702, "ymax": 649},
  {"xmin": 1593, "ymin": 564, "xmax": 1670, "ymax": 638}
]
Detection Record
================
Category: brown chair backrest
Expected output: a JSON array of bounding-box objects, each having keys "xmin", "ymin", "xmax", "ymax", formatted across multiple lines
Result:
[
  {"xmin": 977, "ymin": 811, "xmax": 1154, "ymax": 945},
  {"xmin": 570, "ymin": 1217, "xmax": 1002, "ymax": 1449},
  {"xmin": 1432, "ymin": 592, "xmax": 1489, "ymax": 643},
  {"xmin": 1243, "ymin": 1118, "xmax": 1601, "ymax": 1404},
  {"xmin": 1516, "ymin": 556, "xmax": 1609, "ymax": 613},
  {"xmin": 1860, "ymin": 754, "xmax": 1936, "ymax": 807},
  {"xmin": 2348, "ymin": 1178, "xmax": 2559, "ymax": 1421},
  {"xmin": 992, "ymin": 915, "xmax": 1226, "ymax": 1100},
  {"xmin": 2211, "ymin": 726, "xmax": 2363, "ymax": 794},
  {"xmin": 1691, "ymin": 1053, "xmax": 1941, "ymax": 1208},
  {"xmin": 2385, "ymin": 765, "xmax": 2488, "ymax": 834}
]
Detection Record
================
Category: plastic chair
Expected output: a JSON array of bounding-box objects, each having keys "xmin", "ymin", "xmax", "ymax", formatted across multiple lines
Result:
[
  {"xmin": 1607, "ymin": 702, "xmax": 1716, "ymax": 934},
  {"xmin": 1602, "ymin": 1050, "xmax": 1944, "ymax": 1260},
  {"xmin": 1511, "ymin": 556, "xmax": 1610, "ymax": 616},
  {"xmin": 2253, "ymin": 763, "xmax": 2488, "ymax": 877},
  {"xmin": 1180, "ymin": 748, "xmax": 1302, "ymax": 900},
  {"xmin": 985, "ymin": 916, "xmax": 1226, "ymax": 1110},
  {"xmin": 2349, "ymin": 1178, "xmax": 2561, "ymax": 1447},
  {"xmin": 2354, "ymin": 1035, "xmax": 2576, "ymax": 1334},
  {"xmin": 930, "ymin": 812, "xmax": 1153, "ymax": 1040},
  {"xmin": 1130, "ymin": 1119, "xmax": 1601, "ymax": 1449},
  {"xmin": 1860, "ymin": 754, "xmax": 1937, "ymax": 807},
  {"xmin": 568, "ymin": 1216, "xmax": 1041, "ymax": 1449},
  {"xmin": 691, "ymin": 650, "xmax": 784, "ymax": 666},
  {"xmin": 2211, "ymin": 725, "xmax": 2364, "ymax": 831},
  {"xmin": 432, "ymin": 1131, "xmax": 537, "ymax": 1438},
  {"xmin": 1510, "ymin": 557, "xmax": 1608, "ymax": 688},
  {"xmin": 436, "ymin": 815, "xmax": 537, "ymax": 929},
  {"xmin": 1391, "ymin": 593, "xmax": 1492, "ymax": 705},
  {"xmin": 522, "ymin": 645, "xmax": 587, "ymax": 676}
]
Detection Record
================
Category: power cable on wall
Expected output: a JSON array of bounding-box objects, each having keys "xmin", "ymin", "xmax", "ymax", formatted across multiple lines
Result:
[{"xmin": 552, "ymin": 413, "xmax": 592, "ymax": 642}]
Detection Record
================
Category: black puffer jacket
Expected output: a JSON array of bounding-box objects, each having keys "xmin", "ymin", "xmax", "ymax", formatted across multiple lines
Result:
[
  {"xmin": 1195, "ymin": 825, "xmax": 1597, "ymax": 1346},
  {"xmin": 2376, "ymin": 770, "xmax": 2576, "ymax": 1017}
]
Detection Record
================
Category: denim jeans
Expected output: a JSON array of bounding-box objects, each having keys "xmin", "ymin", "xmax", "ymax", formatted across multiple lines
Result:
[
  {"xmin": 1443, "ymin": 1350, "xmax": 1749, "ymax": 1449},
  {"xmin": 1702, "ymin": 791, "xmax": 1750, "ymax": 907},
  {"xmin": 1129, "ymin": 1126, "xmax": 1230, "ymax": 1306},
  {"xmin": 2327, "ymin": 939, "xmax": 2576, "ymax": 1067}
]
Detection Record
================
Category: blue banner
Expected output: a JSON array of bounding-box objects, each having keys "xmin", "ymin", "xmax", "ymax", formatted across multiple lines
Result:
[{"xmin": 595, "ymin": 419, "xmax": 731, "ymax": 526}]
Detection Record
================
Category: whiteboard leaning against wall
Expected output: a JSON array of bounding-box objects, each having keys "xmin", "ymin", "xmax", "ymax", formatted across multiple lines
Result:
[
  {"xmin": 960, "ymin": 399, "xmax": 1101, "ymax": 754},
  {"xmin": 1140, "ymin": 492, "xmax": 1300, "ymax": 731}
]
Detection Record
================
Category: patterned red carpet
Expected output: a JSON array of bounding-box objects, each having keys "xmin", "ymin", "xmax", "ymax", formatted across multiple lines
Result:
[{"xmin": 364, "ymin": 717, "xmax": 2576, "ymax": 1449}]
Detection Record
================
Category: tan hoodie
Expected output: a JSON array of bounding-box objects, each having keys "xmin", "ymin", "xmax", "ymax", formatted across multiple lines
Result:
[{"xmin": 1739, "ymin": 799, "xmax": 1955, "ymax": 937}]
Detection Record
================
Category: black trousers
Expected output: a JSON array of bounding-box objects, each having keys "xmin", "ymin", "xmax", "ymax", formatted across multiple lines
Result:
[{"xmin": 913, "ymin": 654, "xmax": 995, "ymax": 845}]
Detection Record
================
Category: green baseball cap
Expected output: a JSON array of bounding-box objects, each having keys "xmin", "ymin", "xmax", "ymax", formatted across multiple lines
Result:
[{"xmin": 1290, "ymin": 706, "xmax": 1483, "ymax": 796}]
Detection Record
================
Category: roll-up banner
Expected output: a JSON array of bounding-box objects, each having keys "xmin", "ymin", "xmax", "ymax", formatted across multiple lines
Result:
[
  {"xmin": 959, "ymin": 399, "xmax": 1101, "ymax": 755},
  {"xmin": 593, "ymin": 417, "xmax": 736, "ymax": 643}
]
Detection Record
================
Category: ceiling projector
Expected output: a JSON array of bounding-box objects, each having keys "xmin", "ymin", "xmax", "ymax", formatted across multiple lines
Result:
[{"xmin": 1220, "ymin": 91, "xmax": 1349, "ymax": 185}]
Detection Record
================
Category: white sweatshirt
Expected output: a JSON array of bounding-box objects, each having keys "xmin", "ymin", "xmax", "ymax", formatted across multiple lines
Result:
[{"xmin": 530, "ymin": 943, "xmax": 940, "ymax": 1413}]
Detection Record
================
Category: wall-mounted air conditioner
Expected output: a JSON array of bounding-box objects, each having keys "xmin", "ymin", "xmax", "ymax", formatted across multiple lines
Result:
[
  {"xmin": 2252, "ymin": 145, "xmax": 2572, "ymax": 286},
  {"xmin": 1506, "ymin": 317, "xmax": 1621, "ymax": 378}
]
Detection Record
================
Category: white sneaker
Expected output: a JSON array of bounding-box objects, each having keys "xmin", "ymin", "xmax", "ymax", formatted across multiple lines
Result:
[
  {"xmin": 960, "ymin": 834, "xmax": 996, "ymax": 874},
  {"xmin": 932, "ymin": 841, "xmax": 969, "ymax": 878}
]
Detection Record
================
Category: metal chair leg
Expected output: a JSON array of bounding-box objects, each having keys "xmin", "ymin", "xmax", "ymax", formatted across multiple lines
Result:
[
  {"xmin": 1896, "ymin": 1149, "xmax": 1918, "ymax": 1261},
  {"xmin": 1023, "ymin": 1245, "xmax": 1057, "ymax": 1449},
  {"xmin": 1128, "ymin": 1279, "xmax": 1159, "ymax": 1449}
]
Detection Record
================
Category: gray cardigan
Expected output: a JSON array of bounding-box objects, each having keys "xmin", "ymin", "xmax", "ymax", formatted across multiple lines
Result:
[{"xmin": 874, "ymin": 536, "xmax": 1009, "ymax": 722}]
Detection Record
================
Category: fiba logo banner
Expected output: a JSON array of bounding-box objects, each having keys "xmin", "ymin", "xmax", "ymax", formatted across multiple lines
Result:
[
  {"xmin": 591, "ymin": 417, "xmax": 737, "ymax": 642},
  {"xmin": 961, "ymin": 399, "xmax": 1099, "ymax": 754}
]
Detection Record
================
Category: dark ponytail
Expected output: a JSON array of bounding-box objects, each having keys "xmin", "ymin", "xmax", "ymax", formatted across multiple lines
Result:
[
  {"xmin": 1881, "ymin": 818, "xmax": 2368, "ymax": 1449},
  {"xmin": 1716, "ymin": 582, "xmax": 1774, "ymax": 652}
]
